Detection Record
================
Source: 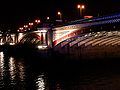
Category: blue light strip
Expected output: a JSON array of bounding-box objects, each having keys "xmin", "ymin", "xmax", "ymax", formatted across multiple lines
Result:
[
  {"xmin": 68, "ymin": 13, "xmax": 120, "ymax": 25},
  {"xmin": 78, "ymin": 19, "xmax": 120, "ymax": 28}
]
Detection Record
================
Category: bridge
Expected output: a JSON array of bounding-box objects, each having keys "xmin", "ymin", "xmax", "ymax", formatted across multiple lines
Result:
[
  {"xmin": 52, "ymin": 13, "xmax": 120, "ymax": 59},
  {"xmin": 1, "ymin": 13, "xmax": 120, "ymax": 59}
]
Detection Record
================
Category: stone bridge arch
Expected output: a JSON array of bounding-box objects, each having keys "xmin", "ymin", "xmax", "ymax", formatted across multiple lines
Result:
[
  {"xmin": 54, "ymin": 31, "xmax": 120, "ymax": 60},
  {"xmin": 18, "ymin": 31, "xmax": 48, "ymax": 50}
]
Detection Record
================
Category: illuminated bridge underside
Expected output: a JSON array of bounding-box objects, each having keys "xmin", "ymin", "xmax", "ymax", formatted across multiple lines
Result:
[
  {"xmin": 19, "ymin": 33, "xmax": 43, "ymax": 48},
  {"xmin": 54, "ymin": 31, "xmax": 120, "ymax": 60}
]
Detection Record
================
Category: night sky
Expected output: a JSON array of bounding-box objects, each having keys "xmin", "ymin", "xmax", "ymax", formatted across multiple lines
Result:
[{"xmin": 0, "ymin": 0, "xmax": 120, "ymax": 32}]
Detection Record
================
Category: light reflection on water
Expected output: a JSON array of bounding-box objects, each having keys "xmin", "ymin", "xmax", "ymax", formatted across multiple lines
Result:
[
  {"xmin": 9, "ymin": 57, "xmax": 16, "ymax": 84},
  {"xmin": 0, "ymin": 52, "xmax": 4, "ymax": 87},
  {"xmin": 0, "ymin": 51, "xmax": 49, "ymax": 89},
  {"xmin": 35, "ymin": 74, "xmax": 45, "ymax": 90},
  {"xmin": 0, "ymin": 51, "xmax": 27, "ymax": 89},
  {"xmin": 1, "ymin": 50, "xmax": 120, "ymax": 89},
  {"xmin": 0, "ymin": 52, "xmax": 4, "ymax": 78},
  {"xmin": 9, "ymin": 57, "xmax": 25, "ymax": 84}
]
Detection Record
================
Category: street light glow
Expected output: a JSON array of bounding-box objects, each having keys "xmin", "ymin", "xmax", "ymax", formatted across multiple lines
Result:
[
  {"xmin": 38, "ymin": 20, "xmax": 40, "ymax": 23},
  {"xmin": 58, "ymin": 11, "xmax": 61, "ymax": 15},
  {"xmin": 77, "ymin": 4, "xmax": 85, "ymax": 9},
  {"xmin": 29, "ymin": 23, "xmax": 33, "ymax": 26},
  {"xmin": 19, "ymin": 27, "xmax": 23, "ymax": 30},
  {"xmin": 77, "ymin": 5, "xmax": 80, "ymax": 8},
  {"xmin": 47, "ymin": 16, "xmax": 50, "ymax": 20},
  {"xmin": 77, "ymin": 4, "xmax": 85, "ymax": 17},
  {"xmin": 35, "ymin": 20, "xmax": 38, "ymax": 22},
  {"xmin": 24, "ymin": 25, "xmax": 28, "ymax": 28},
  {"xmin": 35, "ymin": 19, "xmax": 41, "ymax": 23},
  {"xmin": 81, "ymin": 5, "xmax": 85, "ymax": 9},
  {"xmin": 57, "ymin": 11, "xmax": 62, "ymax": 20}
]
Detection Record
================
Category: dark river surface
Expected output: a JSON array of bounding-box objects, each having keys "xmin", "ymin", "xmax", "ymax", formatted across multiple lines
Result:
[{"xmin": 1, "ymin": 48, "xmax": 120, "ymax": 90}]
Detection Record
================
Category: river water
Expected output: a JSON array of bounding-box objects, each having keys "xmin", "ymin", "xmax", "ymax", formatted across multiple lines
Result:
[{"xmin": 1, "ymin": 49, "xmax": 120, "ymax": 90}]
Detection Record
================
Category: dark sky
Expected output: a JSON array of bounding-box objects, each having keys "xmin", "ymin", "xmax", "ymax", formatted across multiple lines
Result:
[{"xmin": 0, "ymin": 0, "xmax": 120, "ymax": 32}]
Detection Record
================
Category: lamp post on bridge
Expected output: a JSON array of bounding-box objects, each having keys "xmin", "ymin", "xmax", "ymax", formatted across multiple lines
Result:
[
  {"xmin": 34, "ymin": 19, "xmax": 41, "ymax": 30},
  {"xmin": 57, "ymin": 11, "xmax": 62, "ymax": 21},
  {"xmin": 35, "ymin": 19, "xmax": 41, "ymax": 24},
  {"xmin": 28, "ymin": 23, "xmax": 34, "ymax": 30},
  {"xmin": 24, "ymin": 25, "xmax": 28, "ymax": 31},
  {"xmin": 77, "ymin": 4, "xmax": 85, "ymax": 18}
]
